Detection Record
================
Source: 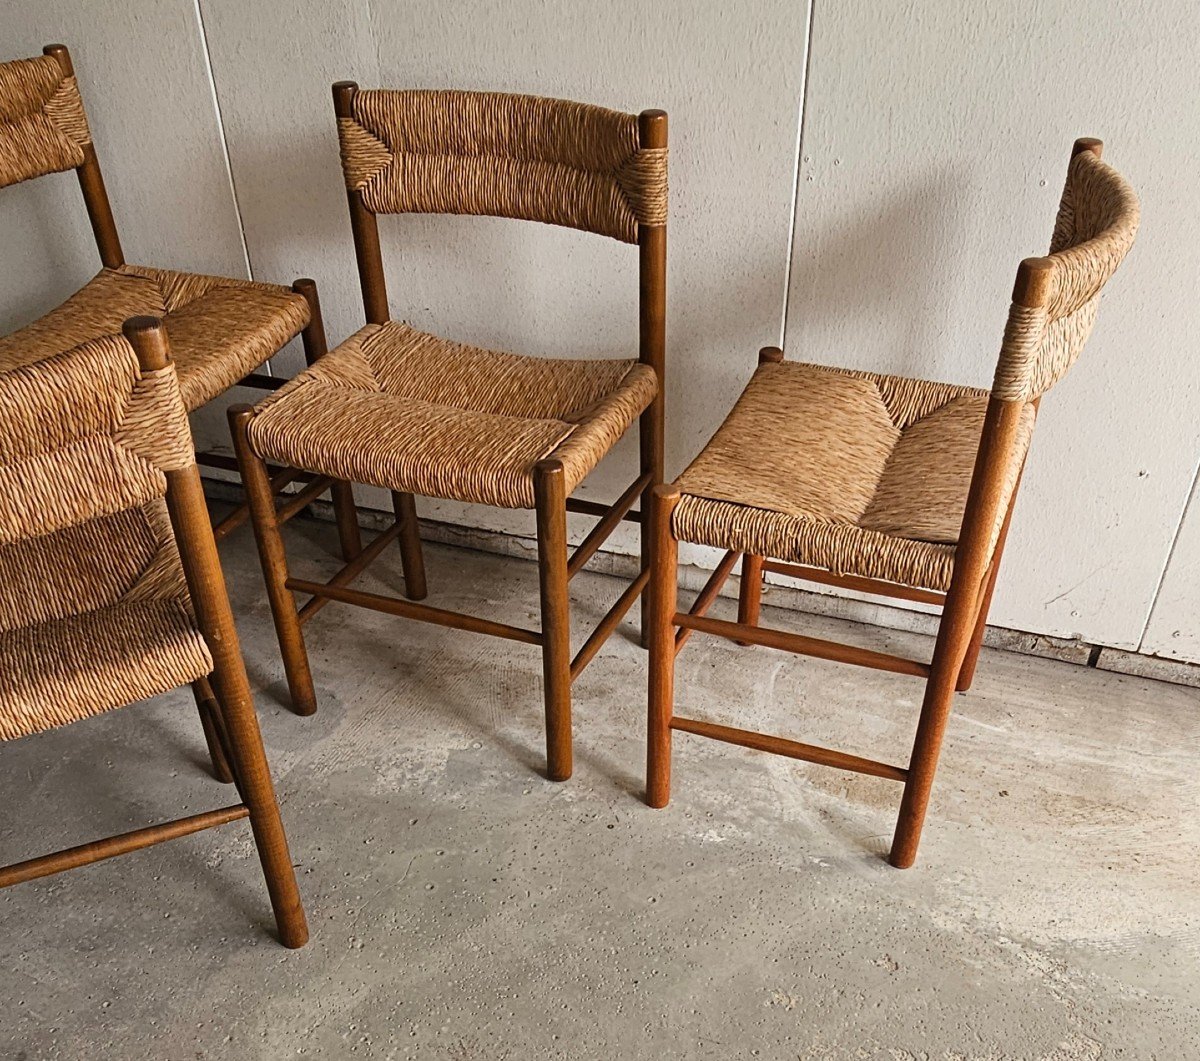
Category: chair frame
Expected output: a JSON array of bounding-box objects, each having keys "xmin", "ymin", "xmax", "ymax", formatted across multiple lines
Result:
[
  {"xmin": 647, "ymin": 140, "xmax": 1115, "ymax": 869},
  {"xmin": 232, "ymin": 81, "xmax": 667, "ymax": 781},
  {"xmin": 13, "ymin": 45, "xmax": 361, "ymax": 554},
  {"xmin": 0, "ymin": 317, "xmax": 308, "ymax": 948}
]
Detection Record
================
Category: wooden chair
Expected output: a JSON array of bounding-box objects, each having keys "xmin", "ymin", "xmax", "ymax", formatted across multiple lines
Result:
[
  {"xmin": 232, "ymin": 83, "xmax": 667, "ymax": 781},
  {"xmin": 0, "ymin": 44, "xmax": 360, "ymax": 553},
  {"xmin": 0, "ymin": 317, "xmax": 307, "ymax": 947},
  {"xmin": 647, "ymin": 139, "xmax": 1139, "ymax": 867}
]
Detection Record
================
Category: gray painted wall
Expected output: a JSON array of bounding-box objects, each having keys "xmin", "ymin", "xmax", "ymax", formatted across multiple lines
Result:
[{"xmin": 1, "ymin": 1, "xmax": 1196, "ymax": 663}]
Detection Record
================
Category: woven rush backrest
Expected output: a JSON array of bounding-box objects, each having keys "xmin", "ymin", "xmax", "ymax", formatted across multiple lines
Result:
[
  {"xmin": 992, "ymin": 147, "xmax": 1139, "ymax": 403},
  {"xmin": 338, "ymin": 89, "xmax": 667, "ymax": 243},
  {"xmin": 0, "ymin": 334, "xmax": 194, "ymax": 552},
  {"xmin": 0, "ymin": 52, "xmax": 91, "ymax": 189}
]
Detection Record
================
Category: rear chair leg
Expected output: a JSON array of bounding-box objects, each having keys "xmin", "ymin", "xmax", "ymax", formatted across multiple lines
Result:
[
  {"xmin": 535, "ymin": 460, "xmax": 572, "ymax": 782},
  {"xmin": 229, "ymin": 405, "xmax": 318, "ymax": 716},
  {"xmin": 293, "ymin": 278, "xmax": 362, "ymax": 563},
  {"xmin": 646, "ymin": 486, "xmax": 681, "ymax": 807},
  {"xmin": 736, "ymin": 553, "xmax": 764, "ymax": 645},
  {"xmin": 192, "ymin": 677, "xmax": 235, "ymax": 784},
  {"xmin": 391, "ymin": 491, "xmax": 427, "ymax": 600}
]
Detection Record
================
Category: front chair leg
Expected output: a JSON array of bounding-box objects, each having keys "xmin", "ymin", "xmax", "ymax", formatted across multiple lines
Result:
[
  {"xmin": 646, "ymin": 485, "xmax": 681, "ymax": 807},
  {"xmin": 391, "ymin": 491, "xmax": 427, "ymax": 600},
  {"xmin": 229, "ymin": 405, "xmax": 318, "ymax": 716},
  {"xmin": 534, "ymin": 460, "xmax": 572, "ymax": 782},
  {"xmin": 890, "ymin": 587, "xmax": 980, "ymax": 868}
]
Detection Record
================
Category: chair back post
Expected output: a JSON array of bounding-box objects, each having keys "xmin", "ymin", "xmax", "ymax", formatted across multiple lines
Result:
[
  {"xmin": 333, "ymin": 80, "xmax": 390, "ymax": 324},
  {"xmin": 943, "ymin": 256, "xmax": 1053, "ymax": 628},
  {"xmin": 119, "ymin": 317, "xmax": 245, "ymax": 691},
  {"xmin": 637, "ymin": 109, "xmax": 668, "ymax": 483},
  {"xmin": 42, "ymin": 43, "xmax": 124, "ymax": 269}
]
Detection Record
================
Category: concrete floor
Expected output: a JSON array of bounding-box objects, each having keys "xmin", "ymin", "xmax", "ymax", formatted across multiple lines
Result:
[{"xmin": 2, "ymin": 518, "xmax": 1198, "ymax": 1060}]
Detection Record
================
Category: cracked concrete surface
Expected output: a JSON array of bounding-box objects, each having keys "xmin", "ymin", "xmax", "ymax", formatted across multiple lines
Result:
[{"xmin": 2, "ymin": 517, "xmax": 1197, "ymax": 1060}]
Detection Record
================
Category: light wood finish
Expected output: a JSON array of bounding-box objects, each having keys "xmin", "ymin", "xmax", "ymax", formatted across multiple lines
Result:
[
  {"xmin": 536, "ymin": 460, "xmax": 573, "ymax": 780},
  {"xmin": 229, "ymin": 404, "xmax": 317, "ymax": 717}
]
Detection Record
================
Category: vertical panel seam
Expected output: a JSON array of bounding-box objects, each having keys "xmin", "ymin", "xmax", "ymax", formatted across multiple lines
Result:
[
  {"xmin": 192, "ymin": 0, "xmax": 255, "ymax": 285},
  {"xmin": 1138, "ymin": 453, "xmax": 1200, "ymax": 653},
  {"xmin": 778, "ymin": 0, "xmax": 817, "ymax": 348}
]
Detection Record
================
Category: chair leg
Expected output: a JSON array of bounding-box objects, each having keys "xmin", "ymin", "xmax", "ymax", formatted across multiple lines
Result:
[
  {"xmin": 646, "ymin": 486, "xmax": 681, "ymax": 808},
  {"xmin": 391, "ymin": 491, "xmax": 428, "ymax": 601},
  {"xmin": 958, "ymin": 470, "xmax": 1022, "ymax": 693},
  {"xmin": 209, "ymin": 648, "xmax": 309, "ymax": 948},
  {"xmin": 890, "ymin": 595, "xmax": 979, "ymax": 869},
  {"xmin": 534, "ymin": 460, "xmax": 572, "ymax": 782},
  {"xmin": 229, "ymin": 406, "xmax": 317, "ymax": 717},
  {"xmin": 736, "ymin": 553, "xmax": 764, "ymax": 645},
  {"xmin": 638, "ymin": 387, "xmax": 665, "ymax": 649},
  {"xmin": 192, "ymin": 677, "xmax": 235, "ymax": 784},
  {"xmin": 293, "ymin": 278, "xmax": 362, "ymax": 563},
  {"xmin": 955, "ymin": 561, "xmax": 998, "ymax": 692}
]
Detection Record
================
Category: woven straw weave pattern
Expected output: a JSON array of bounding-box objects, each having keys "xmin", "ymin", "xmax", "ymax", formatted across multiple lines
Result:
[
  {"xmin": 0, "ymin": 264, "xmax": 309, "ymax": 410},
  {"xmin": 249, "ymin": 321, "xmax": 657, "ymax": 509},
  {"xmin": 673, "ymin": 362, "xmax": 1035, "ymax": 592},
  {"xmin": 992, "ymin": 150, "xmax": 1139, "ymax": 402},
  {"xmin": 0, "ymin": 335, "xmax": 211, "ymax": 741},
  {"xmin": 339, "ymin": 90, "xmax": 666, "ymax": 243},
  {"xmin": 0, "ymin": 54, "xmax": 91, "ymax": 188}
]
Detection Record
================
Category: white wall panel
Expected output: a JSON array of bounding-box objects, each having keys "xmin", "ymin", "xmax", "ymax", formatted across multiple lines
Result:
[
  {"xmin": 0, "ymin": 3, "xmax": 248, "ymax": 336},
  {"xmin": 1142, "ymin": 470, "xmax": 1200, "ymax": 661},
  {"xmin": 197, "ymin": 0, "xmax": 810, "ymax": 545},
  {"xmin": 786, "ymin": 1, "xmax": 1200, "ymax": 651}
]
